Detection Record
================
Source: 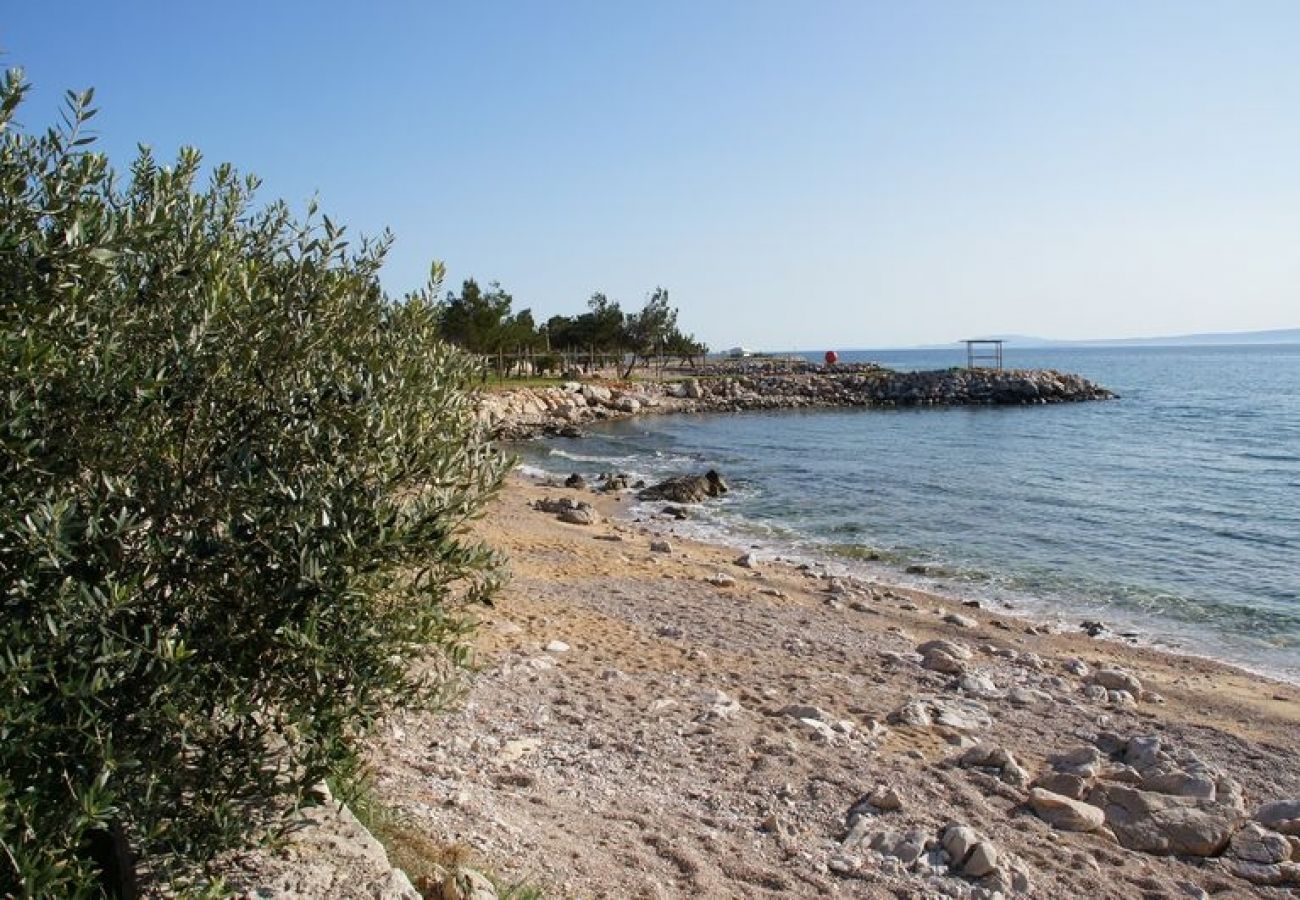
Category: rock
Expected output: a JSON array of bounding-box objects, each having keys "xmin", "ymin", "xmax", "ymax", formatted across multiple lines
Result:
[
  {"xmin": 867, "ymin": 786, "xmax": 904, "ymax": 812},
  {"xmin": 697, "ymin": 688, "xmax": 741, "ymax": 721},
  {"xmin": 1141, "ymin": 771, "xmax": 1216, "ymax": 800},
  {"xmin": 661, "ymin": 505, "xmax": 689, "ymax": 520},
  {"xmin": 1230, "ymin": 823, "xmax": 1292, "ymax": 865},
  {"xmin": 557, "ymin": 506, "xmax": 595, "ymax": 525},
  {"xmin": 1008, "ymin": 687, "xmax": 1053, "ymax": 708},
  {"xmin": 564, "ymin": 472, "xmax": 586, "ymax": 489},
  {"xmin": 1090, "ymin": 668, "xmax": 1143, "ymax": 698},
  {"xmin": 943, "ymin": 612, "xmax": 978, "ymax": 629},
  {"xmin": 888, "ymin": 700, "xmax": 932, "ymax": 729},
  {"xmin": 1035, "ymin": 772, "xmax": 1089, "ymax": 800},
  {"xmin": 779, "ymin": 704, "xmax": 832, "ymax": 722},
  {"xmin": 649, "ymin": 539, "xmax": 672, "ymax": 553},
  {"xmin": 928, "ymin": 697, "xmax": 992, "ymax": 731},
  {"xmin": 1221, "ymin": 859, "xmax": 1300, "ymax": 886},
  {"xmin": 1029, "ymin": 787, "xmax": 1106, "ymax": 832},
  {"xmin": 922, "ymin": 649, "xmax": 967, "ymax": 675},
  {"xmin": 917, "ymin": 639, "xmax": 973, "ymax": 660},
  {"xmin": 1101, "ymin": 786, "xmax": 1242, "ymax": 856},
  {"xmin": 1017, "ymin": 651, "xmax": 1045, "ymax": 670},
  {"xmin": 1082, "ymin": 684, "xmax": 1108, "ymax": 702},
  {"xmin": 868, "ymin": 828, "xmax": 929, "ymax": 866},
  {"xmin": 1052, "ymin": 746, "xmax": 1103, "ymax": 777},
  {"xmin": 942, "ymin": 825, "xmax": 980, "ymax": 864},
  {"xmin": 734, "ymin": 552, "xmax": 759, "ymax": 568},
  {"xmin": 964, "ymin": 842, "xmax": 1000, "ymax": 878},
  {"xmin": 961, "ymin": 746, "xmax": 1029, "ymax": 787},
  {"xmin": 707, "ymin": 573, "xmax": 736, "ymax": 588},
  {"xmin": 637, "ymin": 469, "xmax": 729, "ymax": 503},
  {"xmin": 544, "ymin": 640, "xmax": 570, "ymax": 653},
  {"xmin": 1064, "ymin": 659, "xmax": 1090, "ymax": 677},
  {"xmin": 1256, "ymin": 799, "xmax": 1300, "ymax": 835},
  {"xmin": 956, "ymin": 672, "xmax": 1002, "ymax": 699},
  {"xmin": 440, "ymin": 866, "xmax": 498, "ymax": 900},
  {"xmin": 1123, "ymin": 735, "xmax": 1164, "ymax": 771}
]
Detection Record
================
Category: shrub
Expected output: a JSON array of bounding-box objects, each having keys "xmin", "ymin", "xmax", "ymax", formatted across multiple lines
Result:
[{"xmin": 0, "ymin": 71, "xmax": 507, "ymax": 895}]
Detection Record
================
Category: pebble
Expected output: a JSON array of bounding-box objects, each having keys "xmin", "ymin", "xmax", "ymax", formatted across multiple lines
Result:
[{"xmin": 544, "ymin": 640, "xmax": 571, "ymax": 653}]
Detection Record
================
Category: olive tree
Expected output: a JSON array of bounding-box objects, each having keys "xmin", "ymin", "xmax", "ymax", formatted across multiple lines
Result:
[{"xmin": 0, "ymin": 72, "xmax": 507, "ymax": 895}]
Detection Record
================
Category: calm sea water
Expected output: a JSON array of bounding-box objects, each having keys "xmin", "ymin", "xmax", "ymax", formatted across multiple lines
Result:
[{"xmin": 516, "ymin": 346, "xmax": 1300, "ymax": 681}]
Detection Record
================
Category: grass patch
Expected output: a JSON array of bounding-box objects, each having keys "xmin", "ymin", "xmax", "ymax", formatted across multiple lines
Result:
[{"xmin": 331, "ymin": 772, "xmax": 545, "ymax": 899}]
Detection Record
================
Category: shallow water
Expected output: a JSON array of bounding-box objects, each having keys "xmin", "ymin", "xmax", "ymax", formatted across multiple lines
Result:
[{"xmin": 516, "ymin": 345, "xmax": 1300, "ymax": 681}]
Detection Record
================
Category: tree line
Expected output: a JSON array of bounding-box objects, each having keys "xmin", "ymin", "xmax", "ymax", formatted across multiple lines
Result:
[{"xmin": 437, "ymin": 279, "xmax": 709, "ymax": 375}]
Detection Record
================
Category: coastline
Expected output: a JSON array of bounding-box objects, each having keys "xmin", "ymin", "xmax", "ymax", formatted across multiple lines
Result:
[
  {"xmin": 477, "ymin": 365, "xmax": 1115, "ymax": 440},
  {"xmin": 358, "ymin": 473, "xmax": 1300, "ymax": 897}
]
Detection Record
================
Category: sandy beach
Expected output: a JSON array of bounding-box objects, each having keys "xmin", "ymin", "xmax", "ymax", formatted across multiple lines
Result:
[{"xmin": 352, "ymin": 471, "xmax": 1300, "ymax": 898}]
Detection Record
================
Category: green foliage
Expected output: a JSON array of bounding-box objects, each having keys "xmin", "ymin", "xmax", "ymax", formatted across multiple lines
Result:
[
  {"xmin": 0, "ymin": 71, "xmax": 507, "ymax": 895},
  {"xmin": 438, "ymin": 279, "xmax": 540, "ymax": 354}
]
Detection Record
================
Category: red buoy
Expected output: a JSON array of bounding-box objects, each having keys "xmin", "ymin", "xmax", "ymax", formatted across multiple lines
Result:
[{"xmin": 824, "ymin": 350, "xmax": 839, "ymax": 366}]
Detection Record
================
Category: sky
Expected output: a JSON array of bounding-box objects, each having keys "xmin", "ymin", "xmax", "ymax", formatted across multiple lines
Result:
[{"xmin": 4, "ymin": 1, "xmax": 1299, "ymax": 350}]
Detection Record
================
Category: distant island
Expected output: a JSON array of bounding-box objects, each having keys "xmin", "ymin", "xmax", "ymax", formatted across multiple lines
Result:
[{"xmin": 923, "ymin": 326, "xmax": 1300, "ymax": 350}]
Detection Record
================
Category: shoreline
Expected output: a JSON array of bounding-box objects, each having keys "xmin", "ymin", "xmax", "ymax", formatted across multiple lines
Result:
[
  {"xmin": 519, "ymin": 424, "xmax": 1300, "ymax": 691},
  {"xmin": 357, "ymin": 473, "xmax": 1300, "ymax": 897}
]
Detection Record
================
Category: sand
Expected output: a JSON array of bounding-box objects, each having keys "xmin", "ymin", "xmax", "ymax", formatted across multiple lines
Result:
[{"xmin": 356, "ymin": 472, "xmax": 1300, "ymax": 898}]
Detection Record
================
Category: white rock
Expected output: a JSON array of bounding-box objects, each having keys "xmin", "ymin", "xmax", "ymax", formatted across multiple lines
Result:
[
  {"xmin": 964, "ymin": 841, "xmax": 1000, "ymax": 878},
  {"xmin": 1029, "ymin": 787, "xmax": 1106, "ymax": 832},
  {"xmin": 942, "ymin": 824, "xmax": 980, "ymax": 863},
  {"xmin": 1090, "ymin": 668, "xmax": 1143, "ymax": 697}
]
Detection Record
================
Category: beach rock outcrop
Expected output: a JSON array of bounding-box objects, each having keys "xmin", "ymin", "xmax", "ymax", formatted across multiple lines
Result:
[
  {"xmin": 532, "ymin": 496, "xmax": 595, "ymax": 525},
  {"xmin": 480, "ymin": 366, "xmax": 1116, "ymax": 438},
  {"xmin": 637, "ymin": 469, "xmax": 729, "ymax": 503}
]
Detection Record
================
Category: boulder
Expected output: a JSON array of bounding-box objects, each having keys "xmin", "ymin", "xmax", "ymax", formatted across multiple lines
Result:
[
  {"xmin": 557, "ymin": 506, "xmax": 595, "ymax": 525},
  {"xmin": 917, "ymin": 639, "xmax": 973, "ymax": 660},
  {"xmin": 1230, "ymin": 823, "xmax": 1292, "ymax": 865},
  {"xmin": 1256, "ymin": 799, "xmax": 1300, "ymax": 835},
  {"xmin": 922, "ymin": 649, "xmax": 966, "ymax": 675},
  {"xmin": 1029, "ymin": 788, "xmax": 1106, "ymax": 832},
  {"xmin": 637, "ymin": 469, "xmax": 729, "ymax": 503},
  {"xmin": 1100, "ymin": 786, "xmax": 1241, "ymax": 856},
  {"xmin": 1090, "ymin": 668, "xmax": 1143, "ymax": 698}
]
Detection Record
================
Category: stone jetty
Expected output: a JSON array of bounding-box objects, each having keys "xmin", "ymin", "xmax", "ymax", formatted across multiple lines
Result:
[{"xmin": 479, "ymin": 365, "xmax": 1116, "ymax": 440}]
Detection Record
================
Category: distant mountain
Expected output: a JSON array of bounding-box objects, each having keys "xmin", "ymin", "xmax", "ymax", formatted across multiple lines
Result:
[{"xmin": 925, "ymin": 327, "xmax": 1300, "ymax": 350}]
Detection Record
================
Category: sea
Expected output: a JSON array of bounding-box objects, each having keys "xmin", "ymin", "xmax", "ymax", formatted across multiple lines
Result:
[{"xmin": 514, "ymin": 345, "xmax": 1300, "ymax": 683}]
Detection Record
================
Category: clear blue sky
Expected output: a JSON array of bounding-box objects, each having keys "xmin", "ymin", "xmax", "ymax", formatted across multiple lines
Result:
[{"xmin": 5, "ymin": 1, "xmax": 1298, "ymax": 349}]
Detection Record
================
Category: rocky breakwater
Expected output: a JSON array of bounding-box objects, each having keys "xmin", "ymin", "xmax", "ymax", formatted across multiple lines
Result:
[{"xmin": 479, "ymin": 367, "xmax": 1115, "ymax": 440}]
